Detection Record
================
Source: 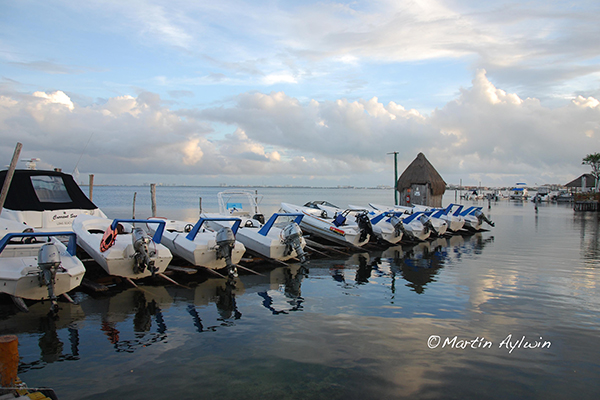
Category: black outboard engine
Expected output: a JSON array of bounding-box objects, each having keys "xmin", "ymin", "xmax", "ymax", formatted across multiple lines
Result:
[
  {"xmin": 389, "ymin": 214, "xmax": 405, "ymax": 239},
  {"xmin": 282, "ymin": 222, "xmax": 308, "ymax": 264},
  {"xmin": 38, "ymin": 242, "xmax": 62, "ymax": 314},
  {"xmin": 215, "ymin": 227, "xmax": 237, "ymax": 278},
  {"xmin": 419, "ymin": 213, "xmax": 435, "ymax": 234},
  {"xmin": 355, "ymin": 212, "xmax": 373, "ymax": 243},
  {"xmin": 133, "ymin": 227, "xmax": 157, "ymax": 276},
  {"xmin": 474, "ymin": 209, "xmax": 495, "ymax": 227}
]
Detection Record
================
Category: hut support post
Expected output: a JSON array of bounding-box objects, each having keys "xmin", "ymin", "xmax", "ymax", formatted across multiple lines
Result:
[{"xmin": 388, "ymin": 151, "xmax": 399, "ymax": 205}]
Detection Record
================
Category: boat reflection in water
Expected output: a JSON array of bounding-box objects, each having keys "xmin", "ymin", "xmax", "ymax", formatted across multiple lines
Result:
[
  {"xmin": 380, "ymin": 233, "xmax": 495, "ymax": 294},
  {"xmin": 167, "ymin": 277, "xmax": 244, "ymax": 331},
  {"xmin": 79, "ymin": 286, "xmax": 171, "ymax": 353},
  {"xmin": 0, "ymin": 301, "xmax": 84, "ymax": 373}
]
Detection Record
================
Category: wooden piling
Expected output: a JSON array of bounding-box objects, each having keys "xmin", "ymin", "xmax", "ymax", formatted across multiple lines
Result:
[
  {"xmin": 132, "ymin": 192, "xmax": 137, "ymax": 218},
  {"xmin": 150, "ymin": 184, "xmax": 157, "ymax": 217},
  {"xmin": 0, "ymin": 335, "xmax": 19, "ymax": 387},
  {"xmin": 88, "ymin": 174, "xmax": 94, "ymax": 201},
  {"xmin": 0, "ymin": 142, "xmax": 22, "ymax": 218}
]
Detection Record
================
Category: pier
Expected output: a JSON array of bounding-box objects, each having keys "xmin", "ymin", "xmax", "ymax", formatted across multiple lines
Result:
[
  {"xmin": 574, "ymin": 201, "xmax": 599, "ymax": 211},
  {"xmin": 573, "ymin": 193, "xmax": 600, "ymax": 211}
]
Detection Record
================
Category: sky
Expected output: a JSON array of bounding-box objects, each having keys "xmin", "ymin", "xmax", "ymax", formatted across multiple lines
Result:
[{"xmin": 1, "ymin": 0, "xmax": 599, "ymax": 188}]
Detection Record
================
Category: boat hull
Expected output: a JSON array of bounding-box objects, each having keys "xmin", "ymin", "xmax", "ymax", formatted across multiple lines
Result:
[
  {"xmin": 0, "ymin": 241, "xmax": 85, "ymax": 300},
  {"xmin": 151, "ymin": 219, "xmax": 246, "ymax": 269},
  {"xmin": 202, "ymin": 214, "xmax": 306, "ymax": 261},
  {"xmin": 73, "ymin": 215, "xmax": 172, "ymax": 279},
  {"xmin": 280, "ymin": 203, "xmax": 370, "ymax": 248}
]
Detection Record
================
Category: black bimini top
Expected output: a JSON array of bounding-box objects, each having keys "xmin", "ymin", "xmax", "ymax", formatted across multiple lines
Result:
[{"xmin": 0, "ymin": 169, "xmax": 98, "ymax": 211}]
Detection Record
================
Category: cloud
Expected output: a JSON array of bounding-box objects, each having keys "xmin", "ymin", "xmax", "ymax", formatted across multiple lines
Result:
[
  {"xmin": 1, "ymin": 70, "xmax": 599, "ymax": 186},
  {"xmin": 8, "ymin": 60, "xmax": 87, "ymax": 75}
]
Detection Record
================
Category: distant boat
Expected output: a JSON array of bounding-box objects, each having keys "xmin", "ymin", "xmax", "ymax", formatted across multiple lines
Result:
[{"xmin": 509, "ymin": 183, "xmax": 529, "ymax": 200}]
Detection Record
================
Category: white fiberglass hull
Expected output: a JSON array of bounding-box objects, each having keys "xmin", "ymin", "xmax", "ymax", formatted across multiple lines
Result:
[
  {"xmin": 0, "ymin": 241, "xmax": 85, "ymax": 300},
  {"xmin": 149, "ymin": 218, "xmax": 245, "ymax": 269},
  {"xmin": 0, "ymin": 222, "xmax": 85, "ymax": 301},
  {"xmin": 280, "ymin": 203, "xmax": 370, "ymax": 248},
  {"xmin": 1, "ymin": 207, "xmax": 107, "ymax": 232},
  {"xmin": 202, "ymin": 213, "xmax": 306, "ymax": 261},
  {"xmin": 338, "ymin": 205, "xmax": 404, "ymax": 245},
  {"xmin": 366, "ymin": 204, "xmax": 430, "ymax": 241},
  {"xmin": 73, "ymin": 215, "xmax": 172, "ymax": 279}
]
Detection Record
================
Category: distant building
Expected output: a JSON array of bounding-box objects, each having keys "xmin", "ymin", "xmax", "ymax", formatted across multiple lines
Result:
[
  {"xmin": 565, "ymin": 174, "xmax": 597, "ymax": 192},
  {"xmin": 396, "ymin": 153, "xmax": 446, "ymax": 207}
]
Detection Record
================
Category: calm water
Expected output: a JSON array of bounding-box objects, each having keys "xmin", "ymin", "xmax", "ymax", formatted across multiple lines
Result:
[{"xmin": 1, "ymin": 187, "xmax": 599, "ymax": 400}]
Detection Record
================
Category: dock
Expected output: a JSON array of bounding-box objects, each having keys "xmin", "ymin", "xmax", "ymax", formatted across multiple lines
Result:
[{"xmin": 574, "ymin": 201, "xmax": 599, "ymax": 211}]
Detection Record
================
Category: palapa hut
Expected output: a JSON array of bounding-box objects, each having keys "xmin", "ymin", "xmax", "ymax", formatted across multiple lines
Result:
[
  {"xmin": 565, "ymin": 173, "xmax": 597, "ymax": 192},
  {"xmin": 396, "ymin": 153, "xmax": 446, "ymax": 207}
]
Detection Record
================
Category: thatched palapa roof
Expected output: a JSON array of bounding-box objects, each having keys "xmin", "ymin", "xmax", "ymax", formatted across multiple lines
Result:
[{"xmin": 396, "ymin": 153, "xmax": 446, "ymax": 195}]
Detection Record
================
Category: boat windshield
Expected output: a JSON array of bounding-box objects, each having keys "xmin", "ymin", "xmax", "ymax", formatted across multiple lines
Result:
[{"xmin": 30, "ymin": 175, "xmax": 72, "ymax": 203}]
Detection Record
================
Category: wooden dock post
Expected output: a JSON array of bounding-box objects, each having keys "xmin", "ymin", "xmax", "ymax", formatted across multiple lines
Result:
[
  {"xmin": 132, "ymin": 192, "xmax": 137, "ymax": 218},
  {"xmin": 89, "ymin": 174, "xmax": 94, "ymax": 201},
  {"xmin": 0, "ymin": 335, "xmax": 19, "ymax": 387},
  {"xmin": 150, "ymin": 184, "xmax": 157, "ymax": 217},
  {"xmin": 0, "ymin": 142, "xmax": 22, "ymax": 218}
]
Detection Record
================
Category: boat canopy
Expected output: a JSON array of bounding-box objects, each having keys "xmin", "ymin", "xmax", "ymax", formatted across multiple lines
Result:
[{"xmin": 0, "ymin": 169, "xmax": 98, "ymax": 211}]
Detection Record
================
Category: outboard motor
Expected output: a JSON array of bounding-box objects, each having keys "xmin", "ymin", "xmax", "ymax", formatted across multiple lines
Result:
[
  {"xmin": 282, "ymin": 222, "xmax": 308, "ymax": 264},
  {"xmin": 38, "ymin": 242, "xmax": 62, "ymax": 314},
  {"xmin": 215, "ymin": 227, "xmax": 237, "ymax": 278},
  {"xmin": 419, "ymin": 214, "xmax": 435, "ymax": 234},
  {"xmin": 474, "ymin": 209, "xmax": 495, "ymax": 227},
  {"xmin": 390, "ymin": 215, "xmax": 405, "ymax": 238},
  {"xmin": 132, "ymin": 227, "xmax": 157, "ymax": 276},
  {"xmin": 355, "ymin": 212, "xmax": 373, "ymax": 243}
]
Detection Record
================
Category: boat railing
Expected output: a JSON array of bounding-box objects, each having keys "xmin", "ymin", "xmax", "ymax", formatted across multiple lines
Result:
[
  {"xmin": 184, "ymin": 217, "xmax": 242, "ymax": 241},
  {"xmin": 113, "ymin": 219, "xmax": 166, "ymax": 244},
  {"xmin": 258, "ymin": 213, "xmax": 303, "ymax": 236},
  {"xmin": 0, "ymin": 231, "xmax": 77, "ymax": 256}
]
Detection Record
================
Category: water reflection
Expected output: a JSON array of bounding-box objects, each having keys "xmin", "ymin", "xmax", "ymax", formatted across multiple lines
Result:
[
  {"xmin": 257, "ymin": 265, "xmax": 307, "ymax": 315},
  {"xmin": 184, "ymin": 279, "xmax": 242, "ymax": 331},
  {"xmin": 573, "ymin": 212, "xmax": 600, "ymax": 268},
  {"xmin": 80, "ymin": 288, "xmax": 169, "ymax": 353},
  {"xmin": 0, "ymin": 301, "xmax": 84, "ymax": 373},
  {"xmin": 372, "ymin": 233, "xmax": 495, "ymax": 294}
]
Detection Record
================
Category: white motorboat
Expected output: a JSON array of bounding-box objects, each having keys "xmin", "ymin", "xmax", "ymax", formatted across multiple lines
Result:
[
  {"xmin": 411, "ymin": 204, "xmax": 457, "ymax": 234},
  {"xmin": 448, "ymin": 204, "xmax": 494, "ymax": 231},
  {"xmin": 203, "ymin": 191, "xmax": 308, "ymax": 263},
  {"xmin": 148, "ymin": 217, "xmax": 246, "ymax": 276},
  {"xmin": 0, "ymin": 169, "xmax": 107, "ymax": 232},
  {"xmin": 367, "ymin": 203, "xmax": 432, "ymax": 241},
  {"xmin": 509, "ymin": 183, "xmax": 529, "ymax": 200},
  {"xmin": 320, "ymin": 202, "xmax": 403, "ymax": 245},
  {"xmin": 73, "ymin": 215, "xmax": 172, "ymax": 280},
  {"xmin": 280, "ymin": 202, "xmax": 372, "ymax": 248},
  {"xmin": 0, "ymin": 222, "xmax": 85, "ymax": 313}
]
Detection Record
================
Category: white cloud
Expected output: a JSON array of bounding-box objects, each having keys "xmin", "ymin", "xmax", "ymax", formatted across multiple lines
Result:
[
  {"xmin": 32, "ymin": 91, "xmax": 74, "ymax": 111},
  {"xmin": 1, "ymin": 70, "xmax": 599, "ymax": 186}
]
